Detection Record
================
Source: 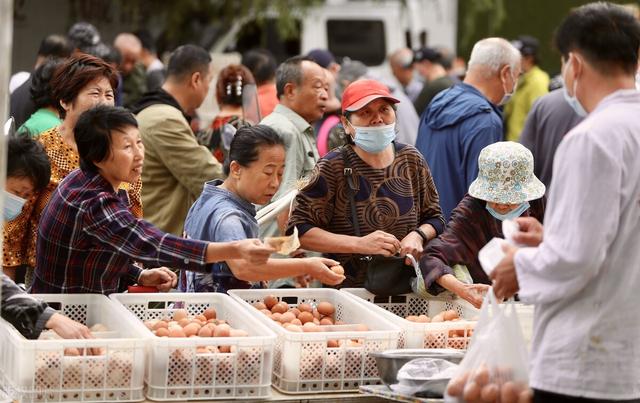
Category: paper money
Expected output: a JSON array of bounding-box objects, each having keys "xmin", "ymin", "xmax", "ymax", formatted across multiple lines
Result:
[{"xmin": 265, "ymin": 226, "xmax": 300, "ymax": 255}]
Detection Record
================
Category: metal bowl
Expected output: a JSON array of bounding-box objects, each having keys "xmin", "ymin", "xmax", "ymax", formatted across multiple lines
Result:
[{"xmin": 371, "ymin": 348, "xmax": 464, "ymax": 388}]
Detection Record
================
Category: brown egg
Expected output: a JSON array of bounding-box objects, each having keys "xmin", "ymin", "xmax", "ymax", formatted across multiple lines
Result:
[
  {"xmin": 405, "ymin": 315, "xmax": 418, "ymax": 322},
  {"xmin": 473, "ymin": 365, "xmax": 490, "ymax": 386},
  {"xmin": 214, "ymin": 324, "xmax": 231, "ymax": 337},
  {"xmin": 331, "ymin": 265, "xmax": 344, "ymax": 275},
  {"xmin": 259, "ymin": 309, "xmax": 272, "ymax": 317},
  {"xmin": 155, "ymin": 327, "xmax": 169, "ymax": 337},
  {"xmin": 431, "ymin": 313, "xmax": 445, "ymax": 323},
  {"xmin": 230, "ymin": 329, "xmax": 248, "ymax": 337},
  {"xmin": 481, "ymin": 383, "xmax": 499, "ymax": 402},
  {"xmin": 289, "ymin": 308, "xmax": 301, "ymax": 317},
  {"xmin": 153, "ymin": 321, "xmax": 168, "ymax": 331},
  {"xmin": 312, "ymin": 318, "xmax": 320, "ymax": 325},
  {"xmin": 183, "ymin": 323, "xmax": 201, "ymax": 337},
  {"xmin": 327, "ymin": 339, "xmax": 339, "ymax": 348},
  {"xmin": 347, "ymin": 340, "xmax": 362, "ymax": 347},
  {"xmin": 168, "ymin": 327, "xmax": 186, "ymax": 338},
  {"xmin": 320, "ymin": 317, "xmax": 334, "ymax": 326},
  {"xmin": 443, "ymin": 310, "xmax": 459, "ymax": 321},
  {"xmin": 194, "ymin": 314, "xmax": 206, "ymax": 323},
  {"xmin": 298, "ymin": 303, "xmax": 313, "ymax": 313},
  {"xmin": 198, "ymin": 326, "xmax": 213, "ymax": 338},
  {"xmin": 302, "ymin": 322, "xmax": 320, "ymax": 332},
  {"xmin": 144, "ymin": 320, "xmax": 158, "ymax": 330},
  {"xmin": 284, "ymin": 323, "xmax": 303, "ymax": 332},
  {"xmin": 172, "ymin": 309, "xmax": 189, "ymax": 322},
  {"xmin": 279, "ymin": 312, "xmax": 296, "ymax": 324},
  {"xmin": 290, "ymin": 318, "xmax": 302, "ymax": 326},
  {"xmin": 312, "ymin": 309, "xmax": 321, "ymax": 319},
  {"xmin": 178, "ymin": 318, "xmax": 191, "ymax": 327},
  {"xmin": 317, "ymin": 302, "xmax": 335, "ymax": 316},
  {"xmin": 64, "ymin": 348, "xmax": 80, "ymax": 356},
  {"xmin": 253, "ymin": 302, "xmax": 267, "ymax": 310},
  {"xmin": 501, "ymin": 381, "xmax": 519, "ymax": 403},
  {"xmin": 196, "ymin": 346, "xmax": 209, "ymax": 354},
  {"xmin": 518, "ymin": 389, "xmax": 533, "ymax": 403},
  {"xmin": 463, "ymin": 381, "xmax": 480, "ymax": 401},
  {"xmin": 271, "ymin": 313, "xmax": 282, "ymax": 322},
  {"xmin": 271, "ymin": 302, "xmax": 288, "ymax": 314},
  {"xmin": 417, "ymin": 315, "xmax": 431, "ymax": 323},
  {"xmin": 219, "ymin": 345, "xmax": 231, "ymax": 353},
  {"xmin": 298, "ymin": 311, "xmax": 314, "ymax": 324},
  {"xmin": 203, "ymin": 307, "xmax": 217, "ymax": 320},
  {"xmin": 446, "ymin": 377, "xmax": 464, "ymax": 397},
  {"xmin": 264, "ymin": 295, "xmax": 278, "ymax": 310}
]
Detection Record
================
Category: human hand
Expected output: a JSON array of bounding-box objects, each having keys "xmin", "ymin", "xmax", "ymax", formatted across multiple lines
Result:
[
  {"xmin": 45, "ymin": 313, "xmax": 104, "ymax": 355},
  {"xmin": 306, "ymin": 257, "xmax": 345, "ymax": 286},
  {"xmin": 400, "ymin": 231, "xmax": 424, "ymax": 265},
  {"xmin": 139, "ymin": 267, "xmax": 177, "ymax": 292},
  {"xmin": 360, "ymin": 230, "xmax": 401, "ymax": 257},
  {"xmin": 457, "ymin": 283, "xmax": 490, "ymax": 309},
  {"xmin": 513, "ymin": 217, "xmax": 544, "ymax": 247},
  {"xmin": 235, "ymin": 239, "xmax": 276, "ymax": 265},
  {"xmin": 490, "ymin": 243, "xmax": 520, "ymax": 300}
]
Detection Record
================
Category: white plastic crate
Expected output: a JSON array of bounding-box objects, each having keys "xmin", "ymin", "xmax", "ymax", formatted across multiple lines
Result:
[
  {"xmin": 341, "ymin": 288, "xmax": 480, "ymax": 350},
  {"xmin": 228, "ymin": 288, "xmax": 402, "ymax": 394},
  {"xmin": 109, "ymin": 293, "xmax": 276, "ymax": 401},
  {"xmin": 0, "ymin": 294, "xmax": 146, "ymax": 403}
]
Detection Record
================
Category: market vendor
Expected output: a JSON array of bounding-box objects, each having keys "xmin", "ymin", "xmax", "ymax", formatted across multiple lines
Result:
[
  {"xmin": 2, "ymin": 134, "xmax": 92, "ymax": 340},
  {"xmin": 420, "ymin": 141, "xmax": 545, "ymax": 308},
  {"xmin": 179, "ymin": 125, "xmax": 345, "ymax": 293},
  {"xmin": 31, "ymin": 105, "xmax": 275, "ymax": 295}
]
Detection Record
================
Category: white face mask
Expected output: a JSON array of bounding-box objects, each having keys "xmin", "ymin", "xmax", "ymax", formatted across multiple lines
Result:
[
  {"xmin": 3, "ymin": 190, "xmax": 27, "ymax": 221},
  {"xmin": 561, "ymin": 55, "xmax": 588, "ymax": 118},
  {"xmin": 498, "ymin": 68, "xmax": 518, "ymax": 106}
]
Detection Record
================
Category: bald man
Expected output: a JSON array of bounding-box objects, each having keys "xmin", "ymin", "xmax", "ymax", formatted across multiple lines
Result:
[
  {"xmin": 114, "ymin": 33, "xmax": 147, "ymax": 108},
  {"xmin": 388, "ymin": 48, "xmax": 423, "ymax": 103}
]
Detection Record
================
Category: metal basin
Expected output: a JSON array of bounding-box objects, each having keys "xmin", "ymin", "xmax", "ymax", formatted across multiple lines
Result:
[{"xmin": 371, "ymin": 348, "xmax": 464, "ymax": 388}]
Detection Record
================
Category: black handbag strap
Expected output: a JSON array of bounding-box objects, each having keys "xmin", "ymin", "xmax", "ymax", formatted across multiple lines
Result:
[{"xmin": 339, "ymin": 146, "xmax": 362, "ymax": 237}]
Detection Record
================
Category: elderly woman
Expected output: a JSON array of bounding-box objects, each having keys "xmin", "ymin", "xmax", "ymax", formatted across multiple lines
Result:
[
  {"xmin": 3, "ymin": 53, "xmax": 143, "ymax": 287},
  {"xmin": 420, "ymin": 141, "xmax": 546, "ymax": 307},
  {"xmin": 287, "ymin": 79, "xmax": 445, "ymax": 289}
]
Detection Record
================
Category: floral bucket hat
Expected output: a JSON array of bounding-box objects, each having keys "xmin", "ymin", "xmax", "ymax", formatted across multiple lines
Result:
[{"xmin": 468, "ymin": 141, "xmax": 545, "ymax": 204}]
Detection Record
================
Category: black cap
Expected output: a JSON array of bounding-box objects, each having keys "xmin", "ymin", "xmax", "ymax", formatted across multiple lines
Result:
[
  {"xmin": 511, "ymin": 35, "xmax": 539, "ymax": 57},
  {"xmin": 412, "ymin": 47, "xmax": 442, "ymax": 64}
]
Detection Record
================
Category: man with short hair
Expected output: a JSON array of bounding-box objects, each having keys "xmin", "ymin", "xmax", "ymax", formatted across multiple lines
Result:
[
  {"xmin": 133, "ymin": 45, "xmax": 223, "ymax": 236},
  {"xmin": 416, "ymin": 38, "xmax": 521, "ymax": 220},
  {"xmin": 242, "ymin": 49, "xmax": 278, "ymax": 117},
  {"xmin": 504, "ymin": 35, "xmax": 550, "ymax": 142},
  {"xmin": 113, "ymin": 33, "xmax": 147, "ymax": 108},
  {"xmin": 388, "ymin": 48, "xmax": 423, "ymax": 103},
  {"xmin": 134, "ymin": 29, "xmax": 165, "ymax": 91},
  {"xmin": 412, "ymin": 47, "xmax": 455, "ymax": 116},
  {"xmin": 491, "ymin": 3, "xmax": 640, "ymax": 401}
]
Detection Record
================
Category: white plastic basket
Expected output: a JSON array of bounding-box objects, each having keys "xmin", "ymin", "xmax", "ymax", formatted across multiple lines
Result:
[
  {"xmin": 109, "ymin": 292, "xmax": 276, "ymax": 401},
  {"xmin": 0, "ymin": 294, "xmax": 146, "ymax": 403},
  {"xmin": 341, "ymin": 289, "xmax": 480, "ymax": 350},
  {"xmin": 228, "ymin": 288, "xmax": 402, "ymax": 394}
]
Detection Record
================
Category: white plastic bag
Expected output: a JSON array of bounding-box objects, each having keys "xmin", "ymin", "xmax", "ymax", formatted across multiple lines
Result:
[
  {"xmin": 478, "ymin": 220, "xmax": 520, "ymax": 276},
  {"xmin": 445, "ymin": 289, "xmax": 532, "ymax": 402},
  {"xmin": 392, "ymin": 358, "xmax": 459, "ymax": 396}
]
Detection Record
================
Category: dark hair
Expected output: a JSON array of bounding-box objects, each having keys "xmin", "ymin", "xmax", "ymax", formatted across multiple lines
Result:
[
  {"xmin": 74, "ymin": 105, "xmax": 138, "ymax": 173},
  {"xmin": 38, "ymin": 34, "xmax": 72, "ymax": 58},
  {"xmin": 67, "ymin": 22, "xmax": 101, "ymax": 50},
  {"xmin": 83, "ymin": 42, "xmax": 122, "ymax": 66},
  {"xmin": 134, "ymin": 29, "xmax": 156, "ymax": 53},
  {"xmin": 224, "ymin": 125, "xmax": 285, "ymax": 176},
  {"xmin": 216, "ymin": 64, "xmax": 256, "ymax": 106},
  {"xmin": 50, "ymin": 53, "xmax": 119, "ymax": 119},
  {"xmin": 242, "ymin": 49, "xmax": 277, "ymax": 85},
  {"xmin": 30, "ymin": 57, "xmax": 65, "ymax": 109},
  {"xmin": 275, "ymin": 56, "xmax": 309, "ymax": 99},
  {"xmin": 7, "ymin": 133, "xmax": 51, "ymax": 191},
  {"xmin": 166, "ymin": 44, "xmax": 211, "ymax": 81},
  {"xmin": 554, "ymin": 2, "xmax": 640, "ymax": 75}
]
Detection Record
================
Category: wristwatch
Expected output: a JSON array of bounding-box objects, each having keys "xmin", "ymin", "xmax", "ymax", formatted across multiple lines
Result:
[{"xmin": 412, "ymin": 227, "xmax": 429, "ymax": 245}]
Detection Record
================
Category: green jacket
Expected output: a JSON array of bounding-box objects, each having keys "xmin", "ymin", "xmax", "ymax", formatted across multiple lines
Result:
[{"xmin": 504, "ymin": 65, "xmax": 549, "ymax": 142}]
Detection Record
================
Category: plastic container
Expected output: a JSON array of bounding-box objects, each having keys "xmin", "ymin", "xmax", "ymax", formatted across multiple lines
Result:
[
  {"xmin": 109, "ymin": 292, "xmax": 276, "ymax": 401},
  {"xmin": 228, "ymin": 288, "xmax": 401, "ymax": 394},
  {"xmin": 0, "ymin": 294, "xmax": 146, "ymax": 403},
  {"xmin": 341, "ymin": 289, "xmax": 479, "ymax": 350}
]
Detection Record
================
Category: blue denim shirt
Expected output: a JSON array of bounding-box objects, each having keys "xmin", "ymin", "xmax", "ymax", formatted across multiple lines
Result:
[{"xmin": 178, "ymin": 180, "xmax": 261, "ymax": 293}]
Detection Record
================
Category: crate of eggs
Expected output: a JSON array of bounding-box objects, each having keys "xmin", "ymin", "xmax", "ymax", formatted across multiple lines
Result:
[
  {"xmin": 340, "ymin": 289, "xmax": 479, "ymax": 350},
  {"xmin": 0, "ymin": 294, "xmax": 146, "ymax": 403},
  {"xmin": 109, "ymin": 293, "xmax": 276, "ymax": 401},
  {"xmin": 228, "ymin": 289, "xmax": 401, "ymax": 394}
]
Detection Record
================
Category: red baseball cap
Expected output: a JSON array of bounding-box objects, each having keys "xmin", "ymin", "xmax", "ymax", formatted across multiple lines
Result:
[{"xmin": 341, "ymin": 79, "xmax": 400, "ymax": 114}]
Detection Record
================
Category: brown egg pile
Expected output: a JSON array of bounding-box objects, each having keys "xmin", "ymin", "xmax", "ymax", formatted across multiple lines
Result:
[
  {"xmin": 253, "ymin": 295, "xmax": 369, "ymax": 347},
  {"xmin": 143, "ymin": 308, "xmax": 248, "ymax": 353},
  {"xmin": 406, "ymin": 310, "xmax": 475, "ymax": 339},
  {"xmin": 446, "ymin": 365, "xmax": 532, "ymax": 403}
]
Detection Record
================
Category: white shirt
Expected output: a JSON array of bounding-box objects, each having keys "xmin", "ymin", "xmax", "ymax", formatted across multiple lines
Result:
[{"xmin": 515, "ymin": 89, "xmax": 640, "ymax": 399}]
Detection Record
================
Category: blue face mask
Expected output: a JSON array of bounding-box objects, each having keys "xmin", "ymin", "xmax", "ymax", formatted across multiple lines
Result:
[
  {"xmin": 562, "ymin": 58, "xmax": 588, "ymax": 118},
  {"xmin": 350, "ymin": 122, "xmax": 396, "ymax": 154},
  {"xmin": 3, "ymin": 190, "xmax": 27, "ymax": 221},
  {"xmin": 486, "ymin": 201, "xmax": 530, "ymax": 222}
]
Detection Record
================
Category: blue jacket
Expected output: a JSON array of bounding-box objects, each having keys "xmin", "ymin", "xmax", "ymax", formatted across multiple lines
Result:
[{"xmin": 416, "ymin": 83, "xmax": 503, "ymax": 221}]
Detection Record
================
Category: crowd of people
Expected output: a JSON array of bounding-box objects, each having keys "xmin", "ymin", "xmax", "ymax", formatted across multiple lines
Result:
[{"xmin": 3, "ymin": 2, "xmax": 640, "ymax": 401}]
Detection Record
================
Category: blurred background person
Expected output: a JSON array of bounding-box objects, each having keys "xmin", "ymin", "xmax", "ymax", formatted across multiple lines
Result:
[
  {"xmin": 113, "ymin": 33, "xmax": 147, "ymax": 108},
  {"xmin": 306, "ymin": 48, "xmax": 341, "ymax": 78},
  {"xmin": 242, "ymin": 48, "xmax": 278, "ymax": 118},
  {"xmin": 134, "ymin": 29, "xmax": 165, "ymax": 91},
  {"xmin": 413, "ymin": 46, "xmax": 455, "ymax": 117},
  {"xmin": 504, "ymin": 35, "xmax": 550, "ymax": 142},
  {"xmin": 388, "ymin": 47, "xmax": 423, "ymax": 103}
]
